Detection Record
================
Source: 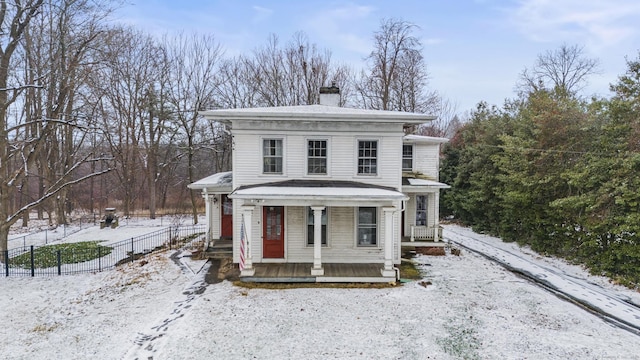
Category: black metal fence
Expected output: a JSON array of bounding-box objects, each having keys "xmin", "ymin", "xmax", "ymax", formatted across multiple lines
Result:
[{"xmin": 2, "ymin": 225, "xmax": 206, "ymax": 277}]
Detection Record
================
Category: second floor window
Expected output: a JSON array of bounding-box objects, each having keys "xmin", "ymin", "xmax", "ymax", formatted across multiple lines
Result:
[
  {"xmin": 308, "ymin": 140, "xmax": 327, "ymax": 175},
  {"xmin": 402, "ymin": 144, "xmax": 413, "ymax": 171},
  {"xmin": 358, "ymin": 140, "xmax": 377, "ymax": 175},
  {"xmin": 263, "ymin": 139, "xmax": 283, "ymax": 174}
]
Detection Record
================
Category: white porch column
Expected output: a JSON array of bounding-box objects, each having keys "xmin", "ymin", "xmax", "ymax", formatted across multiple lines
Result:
[
  {"xmin": 432, "ymin": 192, "xmax": 440, "ymax": 242},
  {"xmin": 381, "ymin": 206, "xmax": 397, "ymax": 277},
  {"xmin": 201, "ymin": 192, "xmax": 215, "ymax": 242},
  {"xmin": 311, "ymin": 206, "xmax": 325, "ymax": 276},
  {"xmin": 240, "ymin": 205, "xmax": 255, "ymax": 276}
]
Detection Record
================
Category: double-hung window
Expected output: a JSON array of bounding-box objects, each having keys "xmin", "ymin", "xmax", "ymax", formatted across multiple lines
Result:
[
  {"xmin": 402, "ymin": 144, "xmax": 413, "ymax": 172},
  {"xmin": 307, "ymin": 140, "xmax": 327, "ymax": 175},
  {"xmin": 357, "ymin": 207, "xmax": 377, "ymax": 246},
  {"xmin": 358, "ymin": 140, "xmax": 377, "ymax": 175},
  {"xmin": 416, "ymin": 195, "xmax": 427, "ymax": 226},
  {"xmin": 263, "ymin": 139, "xmax": 283, "ymax": 174},
  {"xmin": 307, "ymin": 207, "xmax": 328, "ymax": 246}
]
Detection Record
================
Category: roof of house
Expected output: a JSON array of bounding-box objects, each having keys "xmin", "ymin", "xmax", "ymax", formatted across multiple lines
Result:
[
  {"xmin": 200, "ymin": 104, "xmax": 436, "ymax": 124},
  {"xmin": 229, "ymin": 179, "xmax": 408, "ymax": 202},
  {"xmin": 403, "ymin": 134, "xmax": 449, "ymax": 143},
  {"xmin": 187, "ymin": 171, "xmax": 232, "ymax": 191}
]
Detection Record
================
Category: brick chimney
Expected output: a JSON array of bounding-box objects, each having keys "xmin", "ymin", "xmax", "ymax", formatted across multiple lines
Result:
[{"xmin": 319, "ymin": 82, "xmax": 340, "ymax": 106}]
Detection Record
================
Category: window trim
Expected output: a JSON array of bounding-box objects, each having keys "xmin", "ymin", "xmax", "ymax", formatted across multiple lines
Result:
[
  {"xmin": 306, "ymin": 138, "xmax": 329, "ymax": 176},
  {"xmin": 402, "ymin": 144, "xmax": 413, "ymax": 172},
  {"xmin": 306, "ymin": 207, "xmax": 329, "ymax": 247},
  {"xmin": 356, "ymin": 207, "xmax": 378, "ymax": 247},
  {"xmin": 261, "ymin": 137, "xmax": 284, "ymax": 175},
  {"xmin": 356, "ymin": 139, "xmax": 379, "ymax": 176}
]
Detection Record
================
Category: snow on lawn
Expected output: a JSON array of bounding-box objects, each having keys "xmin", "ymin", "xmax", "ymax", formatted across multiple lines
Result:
[{"xmin": 2, "ymin": 221, "xmax": 640, "ymax": 359}]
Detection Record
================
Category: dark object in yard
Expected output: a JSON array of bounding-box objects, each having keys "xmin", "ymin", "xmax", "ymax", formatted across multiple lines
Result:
[
  {"xmin": 451, "ymin": 248, "xmax": 461, "ymax": 256},
  {"xmin": 100, "ymin": 207, "xmax": 119, "ymax": 229}
]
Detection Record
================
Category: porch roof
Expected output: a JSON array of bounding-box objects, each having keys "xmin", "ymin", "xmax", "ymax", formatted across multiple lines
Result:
[
  {"xmin": 229, "ymin": 179, "xmax": 408, "ymax": 204},
  {"xmin": 187, "ymin": 171, "xmax": 233, "ymax": 193},
  {"xmin": 401, "ymin": 177, "xmax": 450, "ymax": 192}
]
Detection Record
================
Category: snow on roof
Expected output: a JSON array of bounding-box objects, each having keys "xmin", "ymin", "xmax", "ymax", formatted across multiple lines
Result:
[
  {"xmin": 405, "ymin": 178, "xmax": 450, "ymax": 188},
  {"xmin": 200, "ymin": 104, "xmax": 436, "ymax": 124},
  {"xmin": 403, "ymin": 134, "xmax": 449, "ymax": 143},
  {"xmin": 187, "ymin": 171, "xmax": 233, "ymax": 190},
  {"xmin": 230, "ymin": 181, "xmax": 407, "ymax": 201}
]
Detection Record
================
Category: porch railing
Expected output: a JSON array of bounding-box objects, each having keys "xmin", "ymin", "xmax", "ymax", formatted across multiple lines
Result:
[{"xmin": 409, "ymin": 225, "xmax": 443, "ymax": 242}]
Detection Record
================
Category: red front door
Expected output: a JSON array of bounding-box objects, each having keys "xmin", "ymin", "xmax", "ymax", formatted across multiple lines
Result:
[
  {"xmin": 263, "ymin": 206, "xmax": 284, "ymax": 258},
  {"xmin": 221, "ymin": 194, "xmax": 233, "ymax": 239}
]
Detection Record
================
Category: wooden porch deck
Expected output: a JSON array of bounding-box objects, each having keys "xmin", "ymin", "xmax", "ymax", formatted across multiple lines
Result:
[{"xmin": 242, "ymin": 263, "xmax": 396, "ymax": 283}]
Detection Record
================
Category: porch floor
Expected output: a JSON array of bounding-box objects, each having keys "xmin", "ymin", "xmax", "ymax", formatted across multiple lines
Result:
[
  {"xmin": 242, "ymin": 263, "xmax": 396, "ymax": 283},
  {"xmin": 401, "ymin": 237, "xmax": 447, "ymax": 247}
]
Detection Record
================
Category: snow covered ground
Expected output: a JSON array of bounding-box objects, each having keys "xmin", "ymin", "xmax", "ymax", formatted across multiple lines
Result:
[{"xmin": 2, "ymin": 220, "xmax": 640, "ymax": 359}]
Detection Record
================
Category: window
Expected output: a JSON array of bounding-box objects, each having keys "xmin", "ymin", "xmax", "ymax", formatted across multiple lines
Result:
[
  {"xmin": 416, "ymin": 195, "xmax": 427, "ymax": 226},
  {"xmin": 402, "ymin": 144, "xmax": 413, "ymax": 171},
  {"xmin": 308, "ymin": 140, "xmax": 327, "ymax": 175},
  {"xmin": 358, "ymin": 140, "xmax": 377, "ymax": 175},
  {"xmin": 263, "ymin": 139, "xmax": 283, "ymax": 174},
  {"xmin": 357, "ymin": 207, "xmax": 377, "ymax": 246},
  {"xmin": 307, "ymin": 207, "xmax": 327, "ymax": 246}
]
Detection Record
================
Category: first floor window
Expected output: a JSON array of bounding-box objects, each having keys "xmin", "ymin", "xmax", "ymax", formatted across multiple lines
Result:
[
  {"xmin": 358, "ymin": 140, "xmax": 377, "ymax": 175},
  {"xmin": 357, "ymin": 207, "xmax": 377, "ymax": 246},
  {"xmin": 307, "ymin": 207, "xmax": 327, "ymax": 245},
  {"xmin": 263, "ymin": 139, "xmax": 283, "ymax": 174},
  {"xmin": 416, "ymin": 195, "xmax": 427, "ymax": 226}
]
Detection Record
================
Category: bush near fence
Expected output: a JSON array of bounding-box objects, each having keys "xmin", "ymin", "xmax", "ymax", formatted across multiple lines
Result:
[{"xmin": 2, "ymin": 225, "xmax": 206, "ymax": 277}]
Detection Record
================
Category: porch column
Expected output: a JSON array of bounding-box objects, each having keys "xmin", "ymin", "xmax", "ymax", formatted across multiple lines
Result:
[
  {"xmin": 240, "ymin": 205, "xmax": 255, "ymax": 276},
  {"xmin": 201, "ymin": 192, "xmax": 216, "ymax": 242},
  {"xmin": 310, "ymin": 206, "xmax": 325, "ymax": 276},
  {"xmin": 381, "ymin": 206, "xmax": 397, "ymax": 277},
  {"xmin": 433, "ymin": 192, "xmax": 440, "ymax": 242}
]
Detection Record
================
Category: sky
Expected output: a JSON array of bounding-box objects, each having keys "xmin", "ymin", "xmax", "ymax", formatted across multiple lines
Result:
[{"xmin": 113, "ymin": 0, "xmax": 640, "ymax": 114}]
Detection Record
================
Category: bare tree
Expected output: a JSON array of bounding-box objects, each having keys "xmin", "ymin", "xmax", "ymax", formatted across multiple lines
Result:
[
  {"xmin": 90, "ymin": 27, "xmax": 164, "ymax": 217},
  {"xmin": 1, "ymin": 0, "xmax": 114, "ymax": 256},
  {"xmin": 164, "ymin": 32, "xmax": 223, "ymax": 223},
  {"xmin": 354, "ymin": 18, "xmax": 439, "ymax": 113},
  {"xmin": 243, "ymin": 33, "xmax": 351, "ymax": 107},
  {"xmin": 518, "ymin": 43, "xmax": 600, "ymax": 97}
]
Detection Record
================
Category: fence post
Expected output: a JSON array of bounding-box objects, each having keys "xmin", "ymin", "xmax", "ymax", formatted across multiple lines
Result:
[
  {"xmin": 30, "ymin": 245, "xmax": 35, "ymax": 277},
  {"xmin": 131, "ymin": 238, "xmax": 134, "ymax": 263},
  {"xmin": 169, "ymin": 227, "xmax": 172, "ymax": 250},
  {"xmin": 98, "ymin": 246, "xmax": 102, "ymax": 272},
  {"xmin": 57, "ymin": 250, "xmax": 61, "ymax": 276},
  {"xmin": 4, "ymin": 250, "xmax": 8, "ymax": 277}
]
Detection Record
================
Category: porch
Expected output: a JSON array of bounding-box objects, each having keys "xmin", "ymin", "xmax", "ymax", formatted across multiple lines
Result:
[
  {"xmin": 401, "ymin": 225, "xmax": 446, "ymax": 247},
  {"xmin": 240, "ymin": 263, "xmax": 397, "ymax": 283}
]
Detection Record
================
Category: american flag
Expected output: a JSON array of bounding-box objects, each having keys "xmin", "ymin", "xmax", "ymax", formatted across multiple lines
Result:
[{"xmin": 239, "ymin": 216, "xmax": 246, "ymax": 272}]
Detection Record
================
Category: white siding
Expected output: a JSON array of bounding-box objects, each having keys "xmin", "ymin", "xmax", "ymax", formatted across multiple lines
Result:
[
  {"xmin": 413, "ymin": 143, "xmax": 441, "ymax": 180},
  {"xmin": 232, "ymin": 125, "xmax": 404, "ymax": 189},
  {"xmin": 230, "ymin": 119, "xmax": 406, "ymax": 264}
]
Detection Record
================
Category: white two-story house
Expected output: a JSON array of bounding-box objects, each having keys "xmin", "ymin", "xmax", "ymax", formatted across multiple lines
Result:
[{"xmin": 188, "ymin": 86, "xmax": 449, "ymax": 283}]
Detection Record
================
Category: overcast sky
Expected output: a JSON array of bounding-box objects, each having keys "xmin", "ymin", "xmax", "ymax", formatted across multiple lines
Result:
[{"xmin": 114, "ymin": 0, "xmax": 640, "ymax": 114}]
